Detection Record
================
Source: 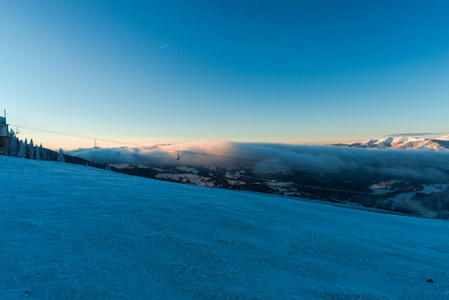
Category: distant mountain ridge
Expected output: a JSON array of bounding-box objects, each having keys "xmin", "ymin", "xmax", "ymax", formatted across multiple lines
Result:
[{"xmin": 333, "ymin": 135, "xmax": 449, "ymax": 151}]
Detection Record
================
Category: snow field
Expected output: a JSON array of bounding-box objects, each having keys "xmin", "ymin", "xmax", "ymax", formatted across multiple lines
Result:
[{"xmin": 1, "ymin": 156, "xmax": 449, "ymax": 299}]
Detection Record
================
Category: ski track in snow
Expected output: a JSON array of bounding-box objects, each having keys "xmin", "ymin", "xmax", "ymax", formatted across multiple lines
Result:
[{"xmin": 1, "ymin": 156, "xmax": 449, "ymax": 299}]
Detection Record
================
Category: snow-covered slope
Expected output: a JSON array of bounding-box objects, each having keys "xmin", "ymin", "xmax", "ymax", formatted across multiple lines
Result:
[
  {"xmin": 436, "ymin": 134, "xmax": 449, "ymax": 141},
  {"xmin": 2, "ymin": 156, "xmax": 449, "ymax": 299},
  {"xmin": 334, "ymin": 135, "xmax": 449, "ymax": 151}
]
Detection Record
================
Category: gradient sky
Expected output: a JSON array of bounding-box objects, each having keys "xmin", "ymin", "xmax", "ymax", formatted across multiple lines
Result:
[{"xmin": 1, "ymin": 0, "xmax": 448, "ymax": 149}]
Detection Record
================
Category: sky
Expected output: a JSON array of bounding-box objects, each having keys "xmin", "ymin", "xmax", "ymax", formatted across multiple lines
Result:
[{"xmin": 1, "ymin": 0, "xmax": 449, "ymax": 150}]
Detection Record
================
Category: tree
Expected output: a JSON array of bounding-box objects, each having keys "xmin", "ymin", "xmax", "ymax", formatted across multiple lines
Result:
[
  {"xmin": 24, "ymin": 138, "xmax": 29, "ymax": 158},
  {"xmin": 29, "ymin": 139, "xmax": 35, "ymax": 159},
  {"xmin": 40, "ymin": 144, "xmax": 47, "ymax": 161},
  {"xmin": 36, "ymin": 144, "xmax": 41, "ymax": 160},
  {"xmin": 8, "ymin": 129, "xmax": 19, "ymax": 157},
  {"xmin": 18, "ymin": 141, "xmax": 26, "ymax": 158},
  {"xmin": 58, "ymin": 148, "xmax": 65, "ymax": 163}
]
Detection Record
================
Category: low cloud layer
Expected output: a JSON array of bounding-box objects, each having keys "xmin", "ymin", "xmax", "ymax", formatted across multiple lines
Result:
[
  {"xmin": 388, "ymin": 132, "xmax": 442, "ymax": 137},
  {"xmin": 70, "ymin": 141, "xmax": 449, "ymax": 181}
]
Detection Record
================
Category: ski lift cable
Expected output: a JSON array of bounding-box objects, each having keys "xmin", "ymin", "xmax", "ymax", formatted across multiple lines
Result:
[
  {"xmin": 10, "ymin": 124, "xmax": 144, "ymax": 147},
  {"xmin": 11, "ymin": 123, "xmax": 449, "ymax": 171},
  {"xmin": 9, "ymin": 123, "xmax": 449, "ymax": 183}
]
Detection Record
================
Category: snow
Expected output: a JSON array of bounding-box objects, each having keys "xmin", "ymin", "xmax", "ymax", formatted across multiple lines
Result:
[
  {"xmin": 343, "ymin": 135, "xmax": 449, "ymax": 151},
  {"xmin": 420, "ymin": 184, "xmax": 448, "ymax": 195},
  {"xmin": 267, "ymin": 180, "xmax": 297, "ymax": 194},
  {"xmin": 436, "ymin": 134, "xmax": 449, "ymax": 141},
  {"xmin": 224, "ymin": 171, "xmax": 236, "ymax": 178},
  {"xmin": 176, "ymin": 166, "xmax": 195, "ymax": 172},
  {"xmin": 2, "ymin": 156, "xmax": 449, "ymax": 299},
  {"xmin": 374, "ymin": 137, "xmax": 393, "ymax": 145},
  {"xmin": 392, "ymin": 137, "xmax": 425, "ymax": 144},
  {"xmin": 390, "ymin": 192, "xmax": 416, "ymax": 203},
  {"xmin": 225, "ymin": 179, "xmax": 246, "ymax": 186},
  {"xmin": 155, "ymin": 172, "xmax": 196, "ymax": 183},
  {"xmin": 361, "ymin": 139, "xmax": 378, "ymax": 144}
]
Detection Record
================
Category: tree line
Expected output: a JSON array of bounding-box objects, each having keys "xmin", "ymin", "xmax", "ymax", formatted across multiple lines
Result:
[
  {"xmin": 8, "ymin": 129, "xmax": 107, "ymax": 169},
  {"xmin": 8, "ymin": 129, "xmax": 63, "ymax": 161}
]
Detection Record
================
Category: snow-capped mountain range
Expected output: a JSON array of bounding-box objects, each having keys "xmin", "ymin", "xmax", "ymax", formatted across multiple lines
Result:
[{"xmin": 333, "ymin": 134, "xmax": 449, "ymax": 151}]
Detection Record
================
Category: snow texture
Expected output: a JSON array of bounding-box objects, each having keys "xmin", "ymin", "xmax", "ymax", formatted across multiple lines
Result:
[
  {"xmin": 1, "ymin": 156, "xmax": 449, "ymax": 299},
  {"xmin": 340, "ymin": 136, "xmax": 449, "ymax": 152},
  {"xmin": 437, "ymin": 134, "xmax": 449, "ymax": 141}
]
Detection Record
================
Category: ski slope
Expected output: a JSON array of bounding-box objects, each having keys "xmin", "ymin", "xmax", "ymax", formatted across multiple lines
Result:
[{"xmin": 1, "ymin": 156, "xmax": 449, "ymax": 299}]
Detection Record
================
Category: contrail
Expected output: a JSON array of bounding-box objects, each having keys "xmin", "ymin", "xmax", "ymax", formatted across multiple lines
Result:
[{"xmin": 157, "ymin": 44, "xmax": 168, "ymax": 50}]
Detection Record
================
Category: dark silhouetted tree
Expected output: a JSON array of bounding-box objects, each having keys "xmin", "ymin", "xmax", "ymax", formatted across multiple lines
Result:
[
  {"xmin": 18, "ymin": 141, "xmax": 26, "ymax": 158},
  {"xmin": 29, "ymin": 139, "xmax": 35, "ymax": 159},
  {"xmin": 36, "ymin": 144, "xmax": 41, "ymax": 160},
  {"xmin": 8, "ymin": 129, "xmax": 19, "ymax": 157},
  {"xmin": 24, "ymin": 138, "xmax": 29, "ymax": 158},
  {"xmin": 58, "ymin": 148, "xmax": 65, "ymax": 163}
]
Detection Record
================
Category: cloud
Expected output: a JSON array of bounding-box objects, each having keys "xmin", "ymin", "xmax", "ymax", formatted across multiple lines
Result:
[
  {"xmin": 69, "ymin": 141, "xmax": 449, "ymax": 181},
  {"xmin": 387, "ymin": 132, "xmax": 442, "ymax": 137}
]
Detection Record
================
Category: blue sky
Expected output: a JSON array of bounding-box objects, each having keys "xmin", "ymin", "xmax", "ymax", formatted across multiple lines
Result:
[{"xmin": 1, "ymin": 0, "xmax": 448, "ymax": 149}]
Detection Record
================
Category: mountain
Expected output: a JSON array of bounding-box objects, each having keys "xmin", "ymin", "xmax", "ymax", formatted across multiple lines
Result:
[
  {"xmin": 436, "ymin": 134, "xmax": 449, "ymax": 141},
  {"xmin": 69, "ymin": 142, "xmax": 449, "ymax": 216},
  {"xmin": 2, "ymin": 156, "xmax": 449, "ymax": 298},
  {"xmin": 111, "ymin": 163, "xmax": 449, "ymax": 217},
  {"xmin": 333, "ymin": 135, "xmax": 449, "ymax": 151}
]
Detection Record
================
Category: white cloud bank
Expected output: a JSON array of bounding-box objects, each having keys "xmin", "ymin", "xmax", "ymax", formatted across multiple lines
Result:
[{"xmin": 69, "ymin": 141, "xmax": 449, "ymax": 181}]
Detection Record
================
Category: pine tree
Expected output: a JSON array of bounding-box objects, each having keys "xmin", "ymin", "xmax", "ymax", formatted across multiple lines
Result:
[
  {"xmin": 8, "ymin": 129, "xmax": 19, "ymax": 157},
  {"xmin": 24, "ymin": 138, "xmax": 29, "ymax": 158},
  {"xmin": 41, "ymin": 146, "xmax": 48, "ymax": 161},
  {"xmin": 37, "ymin": 144, "xmax": 44, "ymax": 160},
  {"xmin": 58, "ymin": 148, "xmax": 65, "ymax": 163},
  {"xmin": 18, "ymin": 141, "xmax": 26, "ymax": 158},
  {"xmin": 36, "ymin": 144, "xmax": 41, "ymax": 160},
  {"xmin": 29, "ymin": 139, "xmax": 35, "ymax": 159}
]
